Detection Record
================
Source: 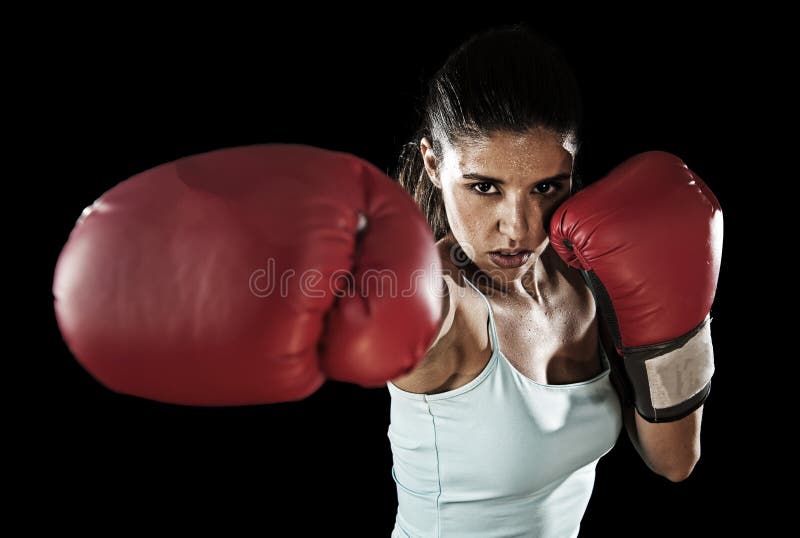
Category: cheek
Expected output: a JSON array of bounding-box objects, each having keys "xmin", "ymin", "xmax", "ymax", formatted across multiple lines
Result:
[
  {"xmin": 447, "ymin": 185, "xmax": 487, "ymax": 208},
  {"xmin": 443, "ymin": 192, "xmax": 494, "ymax": 250},
  {"xmin": 443, "ymin": 189, "xmax": 483, "ymax": 224}
]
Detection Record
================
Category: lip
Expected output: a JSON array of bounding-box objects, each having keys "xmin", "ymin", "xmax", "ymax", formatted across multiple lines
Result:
[
  {"xmin": 492, "ymin": 250, "xmax": 528, "ymax": 255},
  {"xmin": 488, "ymin": 250, "xmax": 532, "ymax": 269}
]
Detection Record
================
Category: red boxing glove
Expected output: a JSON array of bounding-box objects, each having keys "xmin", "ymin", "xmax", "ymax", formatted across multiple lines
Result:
[
  {"xmin": 550, "ymin": 151, "xmax": 722, "ymax": 422},
  {"xmin": 53, "ymin": 144, "xmax": 442, "ymax": 406}
]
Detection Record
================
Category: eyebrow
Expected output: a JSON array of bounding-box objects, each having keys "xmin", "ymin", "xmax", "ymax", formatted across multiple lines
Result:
[{"xmin": 461, "ymin": 172, "xmax": 572, "ymax": 184}]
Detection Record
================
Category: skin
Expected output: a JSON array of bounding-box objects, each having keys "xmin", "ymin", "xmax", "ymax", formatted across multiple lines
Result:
[{"xmin": 392, "ymin": 127, "xmax": 702, "ymax": 482}]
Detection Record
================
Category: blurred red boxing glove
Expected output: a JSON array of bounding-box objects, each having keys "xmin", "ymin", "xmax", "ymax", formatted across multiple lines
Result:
[
  {"xmin": 550, "ymin": 151, "xmax": 723, "ymax": 422},
  {"xmin": 53, "ymin": 144, "xmax": 442, "ymax": 406}
]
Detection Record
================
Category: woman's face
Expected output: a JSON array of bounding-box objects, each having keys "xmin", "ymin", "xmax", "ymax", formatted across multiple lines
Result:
[{"xmin": 422, "ymin": 127, "xmax": 575, "ymax": 287}]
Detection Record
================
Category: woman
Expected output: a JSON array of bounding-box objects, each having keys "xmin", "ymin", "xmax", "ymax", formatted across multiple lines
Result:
[{"xmin": 387, "ymin": 23, "xmax": 704, "ymax": 537}]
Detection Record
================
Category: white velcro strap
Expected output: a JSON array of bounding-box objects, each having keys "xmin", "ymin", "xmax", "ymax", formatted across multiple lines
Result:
[{"xmin": 645, "ymin": 316, "xmax": 715, "ymax": 410}]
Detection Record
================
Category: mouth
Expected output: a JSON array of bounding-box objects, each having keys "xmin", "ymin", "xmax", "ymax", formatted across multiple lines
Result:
[{"xmin": 488, "ymin": 250, "xmax": 532, "ymax": 269}]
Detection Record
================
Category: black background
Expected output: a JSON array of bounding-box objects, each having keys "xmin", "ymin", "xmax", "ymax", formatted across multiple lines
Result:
[{"xmin": 33, "ymin": 10, "xmax": 764, "ymax": 537}]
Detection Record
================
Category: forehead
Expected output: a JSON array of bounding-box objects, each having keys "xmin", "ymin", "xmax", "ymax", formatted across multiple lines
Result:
[{"xmin": 444, "ymin": 128, "xmax": 574, "ymax": 176}]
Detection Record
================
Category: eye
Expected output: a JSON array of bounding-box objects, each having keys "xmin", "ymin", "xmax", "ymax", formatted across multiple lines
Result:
[
  {"xmin": 534, "ymin": 182, "xmax": 562, "ymax": 195},
  {"xmin": 470, "ymin": 182, "xmax": 497, "ymax": 195},
  {"xmin": 468, "ymin": 181, "xmax": 566, "ymax": 196}
]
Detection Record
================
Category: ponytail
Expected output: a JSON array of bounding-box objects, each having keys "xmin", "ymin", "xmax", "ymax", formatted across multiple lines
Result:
[{"xmin": 394, "ymin": 130, "xmax": 450, "ymax": 242}]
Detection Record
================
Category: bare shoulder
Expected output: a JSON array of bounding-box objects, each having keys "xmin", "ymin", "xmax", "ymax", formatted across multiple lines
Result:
[{"xmin": 389, "ymin": 236, "xmax": 479, "ymax": 393}]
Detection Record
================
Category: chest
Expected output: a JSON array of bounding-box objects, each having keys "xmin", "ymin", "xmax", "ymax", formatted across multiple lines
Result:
[
  {"xmin": 389, "ymin": 347, "xmax": 623, "ymax": 500},
  {"xmin": 461, "ymin": 279, "xmax": 603, "ymax": 386}
]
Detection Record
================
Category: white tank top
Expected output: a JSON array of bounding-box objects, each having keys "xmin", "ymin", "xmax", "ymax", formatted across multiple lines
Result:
[{"xmin": 386, "ymin": 276, "xmax": 623, "ymax": 537}]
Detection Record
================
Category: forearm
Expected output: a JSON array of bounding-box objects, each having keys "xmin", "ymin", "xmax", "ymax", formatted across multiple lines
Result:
[{"xmin": 623, "ymin": 403, "xmax": 703, "ymax": 482}]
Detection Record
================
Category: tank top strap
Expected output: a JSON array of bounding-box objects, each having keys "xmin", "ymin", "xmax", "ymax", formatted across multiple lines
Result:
[
  {"xmin": 462, "ymin": 276, "xmax": 500, "ymax": 355},
  {"xmin": 463, "ymin": 270, "xmax": 611, "ymax": 372}
]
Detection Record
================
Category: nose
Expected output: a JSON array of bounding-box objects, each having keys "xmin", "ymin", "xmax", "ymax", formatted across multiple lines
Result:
[{"xmin": 497, "ymin": 194, "xmax": 537, "ymax": 243}]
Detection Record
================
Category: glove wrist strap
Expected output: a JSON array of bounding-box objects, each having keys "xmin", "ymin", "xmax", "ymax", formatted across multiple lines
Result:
[
  {"xmin": 624, "ymin": 315, "xmax": 715, "ymax": 423},
  {"xmin": 580, "ymin": 269, "xmax": 715, "ymax": 423}
]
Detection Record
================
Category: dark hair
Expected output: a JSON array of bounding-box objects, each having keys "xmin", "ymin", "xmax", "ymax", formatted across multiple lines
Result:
[{"xmin": 395, "ymin": 23, "xmax": 584, "ymax": 242}]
